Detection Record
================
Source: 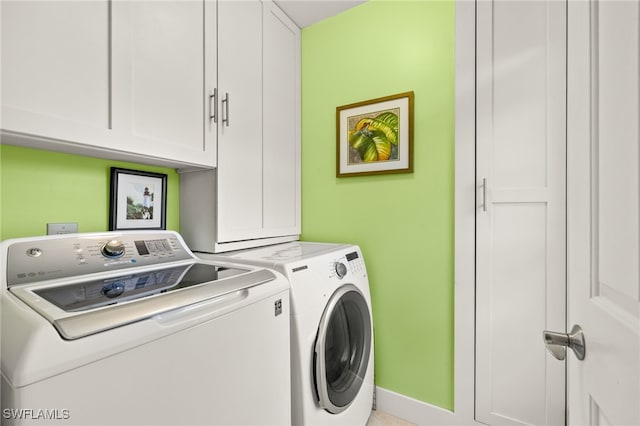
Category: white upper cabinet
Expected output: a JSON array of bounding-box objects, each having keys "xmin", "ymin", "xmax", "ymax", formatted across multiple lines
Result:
[
  {"xmin": 2, "ymin": 0, "xmax": 300, "ymax": 248},
  {"xmin": 215, "ymin": 0, "xmax": 301, "ymax": 245},
  {"xmin": 1, "ymin": 0, "xmax": 216, "ymax": 169},
  {"xmin": 180, "ymin": 0, "xmax": 301, "ymax": 252},
  {"xmin": 216, "ymin": 0, "xmax": 264, "ymax": 241},
  {"xmin": 262, "ymin": 2, "xmax": 301, "ymax": 238},
  {"xmin": 111, "ymin": 0, "xmax": 216, "ymax": 167},
  {"xmin": 1, "ymin": 1, "xmax": 111, "ymax": 142}
]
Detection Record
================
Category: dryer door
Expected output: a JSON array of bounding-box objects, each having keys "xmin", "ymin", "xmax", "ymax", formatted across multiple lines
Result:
[{"xmin": 314, "ymin": 284, "xmax": 372, "ymax": 414}]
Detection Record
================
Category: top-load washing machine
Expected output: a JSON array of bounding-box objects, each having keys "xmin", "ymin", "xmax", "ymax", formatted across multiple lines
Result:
[
  {"xmin": 1, "ymin": 231, "xmax": 291, "ymax": 426},
  {"xmin": 198, "ymin": 241, "xmax": 374, "ymax": 426}
]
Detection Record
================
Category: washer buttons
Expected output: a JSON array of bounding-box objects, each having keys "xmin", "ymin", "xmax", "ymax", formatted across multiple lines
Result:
[{"xmin": 26, "ymin": 248, "xmax": 43, "ymax": 257}]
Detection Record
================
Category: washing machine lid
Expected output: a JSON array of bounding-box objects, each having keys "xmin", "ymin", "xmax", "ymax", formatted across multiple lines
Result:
[
  {"xmin": 0, "ymin": 230, "xmax": 276, "ymax": 340},
  {"xmin": 2, "ymin": 231, "xmax": 277, "ymax": 340},
  {"xmin": 10, "ymin": 264, "xmax": 275, "ymax": 340},
  {"xmin": 31, "ymin": 263, "xmax": 246, "ymax": 312}
]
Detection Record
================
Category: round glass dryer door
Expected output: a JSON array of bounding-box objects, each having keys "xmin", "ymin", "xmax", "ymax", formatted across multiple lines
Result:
[{"xmin": 314, "ymin": 284, "xmax": 372, "ymax": 414}]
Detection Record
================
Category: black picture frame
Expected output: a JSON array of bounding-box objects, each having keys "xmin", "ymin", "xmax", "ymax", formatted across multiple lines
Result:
[{"xmin": 109, "ymin": 167, "xmax": 167, "ymax": 231}]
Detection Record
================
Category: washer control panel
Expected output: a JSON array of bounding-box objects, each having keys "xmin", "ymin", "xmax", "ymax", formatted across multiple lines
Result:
[{"xmin": 6, "ymin": 231, "xmax": 193, "ymax": 287}]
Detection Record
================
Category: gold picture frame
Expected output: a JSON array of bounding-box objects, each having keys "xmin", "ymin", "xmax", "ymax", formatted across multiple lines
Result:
[{"xmin": 336, "ymin": 91, "xmax": 414, "ymax": 177}]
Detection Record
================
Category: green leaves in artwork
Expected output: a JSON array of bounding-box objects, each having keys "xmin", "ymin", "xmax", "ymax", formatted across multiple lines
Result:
[{"xmin": 348, "ymin": 111, "xmax": 399, "ymax": 162}]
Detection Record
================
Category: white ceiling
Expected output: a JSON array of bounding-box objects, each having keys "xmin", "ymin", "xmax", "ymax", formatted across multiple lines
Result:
[{"xmin": 273, "ymin": 0, "xmax": 367, "ymax": 28}]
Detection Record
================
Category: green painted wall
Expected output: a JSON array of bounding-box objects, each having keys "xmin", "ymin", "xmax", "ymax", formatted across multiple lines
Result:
[
  {"xmin": 0, "ymin": 145, "xmax": 179, "ymax": 240},
  {"xmin": 301, "ymin": 0, "xmax": 455, "ymax": 409}
]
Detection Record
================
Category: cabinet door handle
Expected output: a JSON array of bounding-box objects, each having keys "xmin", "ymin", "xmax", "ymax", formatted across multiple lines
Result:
[
  {"xmin": 222, "ymin": 92, "xmax": 230, "ymax": 127},
  {"xmin": 209, "ymin": 88, "xmax": 218, "ymax": 123},
  {"xmin": 481, "ymin": 177, "xmax": 488, "ymax": 212}
]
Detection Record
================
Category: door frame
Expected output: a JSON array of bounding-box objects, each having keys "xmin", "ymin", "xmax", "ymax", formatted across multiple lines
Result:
[
  {"xmin": 388, "ymin": 0, "xmax": 480, "ymax": 423},
  {"xmin": 378, "ymin": 1, "xmax": 526, "ymax": 423},
  {"xmin": 453, "ymin": 0, "xmax": 478, "ymax": 424}
]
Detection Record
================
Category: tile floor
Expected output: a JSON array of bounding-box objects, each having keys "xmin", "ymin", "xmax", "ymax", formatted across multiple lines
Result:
[{"xmin": 366, "ymin": 410, "xmax": 416, "ymax": 426}]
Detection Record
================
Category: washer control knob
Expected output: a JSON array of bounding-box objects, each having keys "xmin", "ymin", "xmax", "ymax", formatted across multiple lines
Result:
[
  {"xmin": 101, "ymin": 240, "xmax": 125, "ymax": 258},
  {"xmin": 334, "ymin": 262, "xmax": 348, "ymax": 279}
]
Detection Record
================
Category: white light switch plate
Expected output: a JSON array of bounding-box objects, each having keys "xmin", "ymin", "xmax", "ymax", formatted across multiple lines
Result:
[{"xmin": 47, "ymin": 223, "xmax": 78, "ymax": 235}]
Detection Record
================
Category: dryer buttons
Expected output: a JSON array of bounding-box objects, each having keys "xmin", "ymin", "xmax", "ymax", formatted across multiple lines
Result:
[{"xmin": 334, "ymin": 262, "xmax": 348, "ymax": 279}]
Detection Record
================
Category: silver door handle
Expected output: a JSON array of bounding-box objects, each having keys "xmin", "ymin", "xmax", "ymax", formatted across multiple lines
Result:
[
  {"xmin": 222, "ymin": 92, "xmax": 230, "ymax": 127},
  {"xmin": 543, "ymin": 324, "xmax": 586, "ymax": 361},
  {"xmin": 209, "ymin": 88, "xmax": 218, "ymax": 123},
  {"xmin": 481, "ymin": 178, "xmax": 487, "ymax": 212}
]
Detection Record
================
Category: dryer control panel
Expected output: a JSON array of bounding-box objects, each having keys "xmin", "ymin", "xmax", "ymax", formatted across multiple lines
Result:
[
  {"xmin": 5, "ymin": 231, "xmax": 193, "ymax": 287},
  {"xmin": 330, "ymin": 250, "xmax": 366, "ymax": 279}
]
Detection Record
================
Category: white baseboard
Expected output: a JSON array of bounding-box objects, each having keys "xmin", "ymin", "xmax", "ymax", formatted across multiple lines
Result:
[
  {"xmin": 374, "ymin": 387, "xmax": 455, "ymax": 425},
  {"xmin": 374, "ymin": 387, "xmax": 480, "ymax": 426}
]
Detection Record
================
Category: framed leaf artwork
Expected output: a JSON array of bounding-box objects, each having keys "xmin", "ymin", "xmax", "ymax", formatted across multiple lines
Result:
[{"xmin": 336, "ymin": 91, "xmax": 414, "ymax": 177}]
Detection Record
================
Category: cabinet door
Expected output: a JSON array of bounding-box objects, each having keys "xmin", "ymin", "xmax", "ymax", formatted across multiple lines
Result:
[
  {"xmin": 111, "ymin": 0, "xmax": 216, "ymax": 167},
  {"xmin": 216, "ymin": 0, "xmax": 263, "ymax": 242},
  {"xmin": 1, "ymin": 1, "xmax": 110, "ymax": 141},
  {"xmin": 262, "ymin": 1, "xmax": 301, "ymax": 238}
]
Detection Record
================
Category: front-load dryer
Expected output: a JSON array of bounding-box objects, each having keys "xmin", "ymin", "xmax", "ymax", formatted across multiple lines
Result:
[{"xmin": 198, "ymin": 242, "xmax": 374, "ymax": 426}]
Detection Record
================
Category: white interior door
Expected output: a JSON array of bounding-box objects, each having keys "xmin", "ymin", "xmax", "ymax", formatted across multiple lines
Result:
[
  {"xmin": 475, "ymin": 1, "xmax": 567, "ymax": 424},
  {"xmin": 566, "ymin": 1, "xmax": 640, "ymax": 425}
]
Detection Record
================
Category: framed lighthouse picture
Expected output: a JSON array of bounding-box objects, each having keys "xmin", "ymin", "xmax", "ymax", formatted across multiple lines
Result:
[{"xmin": 109, "ymin": 168, "xmax": 167, "ymax": 230}]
